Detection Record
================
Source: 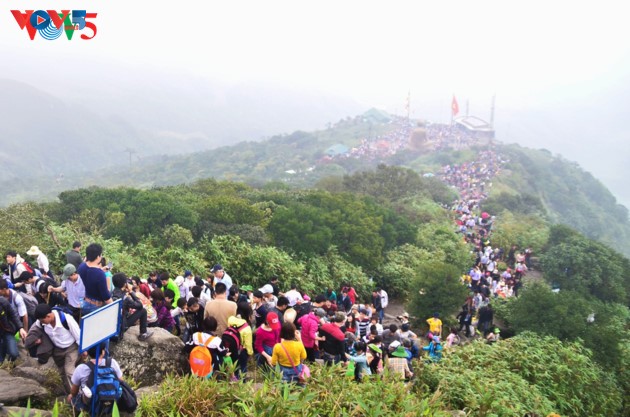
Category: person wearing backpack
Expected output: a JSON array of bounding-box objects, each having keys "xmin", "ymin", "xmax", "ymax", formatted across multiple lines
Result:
[
  {"xmin": 111, "ymin": 273, "xmax": 154, "ymax": 342},
  {"xmin": 68, "ymin": 344, "xmax": 125, "ymax": 414},
  {"xmin": 0, "ymin": 296, "xmax": 27, "ymax": 363},
  {"xmin": 6, "ymin": 251, "xmax": 32, "ymax": 290},
  {"xmin": 184, "ymin": 316, "xmax": 227, "ymax": 378},
  {"xmin": 222, "ymin": 315, "xmax": 254, "ymax": 379},
  {"xmin": 0, "ymin": 279, "xmax": 31, "ymax": 331},
  {"xmin": 31, "ymin": 303, "xmax": 81, "ymax": 389}
]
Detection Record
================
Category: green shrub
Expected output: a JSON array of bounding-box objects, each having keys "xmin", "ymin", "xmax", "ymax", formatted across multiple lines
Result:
[
  {"xmin": 138, "ymin": 365, "xmax": 447, "ymax": 417},
  {"xmin": 415, "ymin": 333, "xmax": 623, "ymax": 417}
]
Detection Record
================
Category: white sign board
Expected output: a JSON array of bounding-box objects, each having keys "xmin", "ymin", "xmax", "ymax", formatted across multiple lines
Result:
[{"xmin": 79, "ymin": 299, "xmax": 122, "ymax": 352}]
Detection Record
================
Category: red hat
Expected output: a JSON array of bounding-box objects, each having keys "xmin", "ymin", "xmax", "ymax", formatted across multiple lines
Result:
[{"xmin": 266, "ymin": 312, "xmax": 281, "ymax": 331}]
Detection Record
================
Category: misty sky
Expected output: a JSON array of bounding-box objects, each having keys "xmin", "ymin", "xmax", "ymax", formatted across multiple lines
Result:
[{"xmin": 2, "ymin": 0, "xmax": 629, "ymax": 205}]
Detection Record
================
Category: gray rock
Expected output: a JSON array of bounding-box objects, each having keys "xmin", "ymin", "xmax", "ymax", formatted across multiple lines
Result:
[
  {"xmin": 0, "ymin": 406, "xmax": 52, "ymax": 417},
  {"xmin": 0, "ymin": 370, "xmax": 10, "ymax": 379},
  {"xmin": 11, "ymin": 367, "xmax": 65, "ymax": 396},
  {"xmin": 135, "ymin": 385, "xmax": 160, "ymax": 399},
  {"xmin": 109, "ymin": 326, "xmax": 188, "ymax": 387},
  {"xmin": 0, "ymin": 376, "xmax": 49, "ymax": 404}
]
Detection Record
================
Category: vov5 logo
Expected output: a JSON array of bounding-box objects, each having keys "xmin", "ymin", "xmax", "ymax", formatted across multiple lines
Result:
[{"xmin": 11, "ymin": 10, "xmax": 97, "ymax": 40}]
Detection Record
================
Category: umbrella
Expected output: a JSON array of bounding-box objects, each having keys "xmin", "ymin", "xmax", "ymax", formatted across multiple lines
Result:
[{"xmin": 481, "ymin": 212, "xmax": 489, "ymax": 219}]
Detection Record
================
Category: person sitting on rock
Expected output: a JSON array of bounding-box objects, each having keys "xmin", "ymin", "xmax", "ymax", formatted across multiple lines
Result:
[
  {"xmin": 150, "ymin": 289, "xmax": 175, "ymax": 333},
  {"xmin": 111, "ymin": 273, "xmax": 153, "ymax": 342}
]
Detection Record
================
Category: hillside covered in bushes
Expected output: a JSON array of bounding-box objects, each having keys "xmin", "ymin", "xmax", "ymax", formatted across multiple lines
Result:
[{"xmin": 1, "ymin": 160, "xmax": 628, "ymax": 416}]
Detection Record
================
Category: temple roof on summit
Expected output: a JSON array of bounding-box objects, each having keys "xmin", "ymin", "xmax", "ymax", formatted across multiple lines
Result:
[{"xmin": 454, "ymin": 116, "xmax": 494, "ymax": 132}]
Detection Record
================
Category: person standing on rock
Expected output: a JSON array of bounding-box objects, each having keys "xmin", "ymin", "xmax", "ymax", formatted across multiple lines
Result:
[
  {"xmin": 31, "ymin": 303, "xmax": 81, "ymax": 389},
  {"xmin": 211, "ymin": 264, "xmax": 232, "ymax": 293},
  {"xmin": 26, "ymin": 246, "xmax": 51, "ymax": 277},
  {"xmin": 378, "ymin": 288, "xmax": 388, "ymax": 324},
  {"xmin": 204, "ymin": 282, "xmax": 237, "ymax": 336},
  {"xmin": 65, "ymin": 241, "xmax": 83, "ymax": 269},
  {"xmin": 77, "ymin": 243, "xmax": 113, "ymax": 316},
  {"xmin": 0, "ymin": 295, "xmax": 27, "ymax": 362}
]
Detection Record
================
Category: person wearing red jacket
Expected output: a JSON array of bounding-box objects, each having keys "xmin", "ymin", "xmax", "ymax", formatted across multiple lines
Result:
[{"xmin": 319, "ymin": 312, "xmax": 347, "ymax": 365}]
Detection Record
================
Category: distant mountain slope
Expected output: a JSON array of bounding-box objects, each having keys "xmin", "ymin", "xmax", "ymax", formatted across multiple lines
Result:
[
  {"xmin": 2, "ymin": 108, "xmax": 629, "ymax": 256},
  {"xmin": 490, "ymin": 144, "xmax": 630, "ymax": 255},
  {"xmin": 0, "ymin": 79, "xmax": 188, "ymax": 182}
]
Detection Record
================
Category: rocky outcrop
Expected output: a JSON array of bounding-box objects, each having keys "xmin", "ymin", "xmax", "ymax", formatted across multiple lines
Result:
[
  {"xmin": 0, "ymin": 406, "xmax": 52, "ymax": 417},
  {"xmin": 11, "ymin": 367, "xmax": 66, "ymax": 397},
  {"xmin": 0, "ymin": 376, "xmax": 49, "ymax": 404},
  {"xmin": 0, "ymin": 325, "xmax": 188, "ymax": 409},
  {"xmin": 109, "ymin": 326, "xmax": 188, "ymax": 387}
]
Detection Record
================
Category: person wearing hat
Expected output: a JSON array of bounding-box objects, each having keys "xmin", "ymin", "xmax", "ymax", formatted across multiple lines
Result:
[
  {"xmin": 254, "ymin": 311, "xmax": 280, "ymax": 368},
  {"xmin": 258, "ymin": 284, "xmax": 277, "ymax": 309},
  {"xmin": 211, "ymin": 264, "xmax": 232, "ymax": 292},
  {"xmin": 422, "ymin": 336, "xmax": 443, "ymax": 363},
  {"xmin": 48, "ymin": 264, "xmax": 85, "ymax": 323},
  {"xmin": 396, "ymin": 311, "xmax": 410, "ymax": 325},
  {"xmin": 175, "ymin": 275, "xmax": 189, "ymax": 302},
  {"xmin": 26, "ymin": 246, "xmax": 50, "ymax": 276},
  {"xmin": 387, "ymin": 342, "xmax": 413, "ymax": 379}
]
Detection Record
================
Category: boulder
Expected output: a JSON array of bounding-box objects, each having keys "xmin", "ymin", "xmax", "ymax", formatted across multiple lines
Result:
[
  {"xmin": 0, "ymin": 376, "xmax": 49, "ymax": 404},
  {"xmin": 11, "ymin": 367, "xmax": 66, "ymax": 396},
  {"xmin": 0, "ymin": 406, "xmax": 52, "ymax": 417},
  {"xmin": 109, "ymin": 326, "xmax": 188, "ymax": 387}
]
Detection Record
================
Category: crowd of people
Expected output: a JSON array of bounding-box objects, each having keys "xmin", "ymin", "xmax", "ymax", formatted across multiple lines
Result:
[
  {"xmin": 440, "ymin": 149, "xmax": 507, "ymax": 202},
  {"xmin": 0, "ymin": 147, "xmax": 535, "ymax": 413},
  {"xmin": 0, "ymin": 238, "xmax": 436, "ymax": 412},
  {"xmin": 323, "ymin": 117, "xmax": 414, "ymax": 163},
  {"xmin": 426, "ymin": 123, "xmax": 485, "ymax": 151}
]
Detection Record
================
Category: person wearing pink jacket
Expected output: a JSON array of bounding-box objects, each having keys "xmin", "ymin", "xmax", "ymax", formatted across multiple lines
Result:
[{"xmin": 298, "ymin": 310, "xmax": 321, "ymax": 362}]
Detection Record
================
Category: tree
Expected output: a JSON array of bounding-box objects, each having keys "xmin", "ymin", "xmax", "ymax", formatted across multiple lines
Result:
[
  {"xmin": 541, "ymin": 232, "xmax": 629, "ymax": 304},
  {"xmin": 406, "ymin": 261, "xmax": 468, "ymax": 327}
]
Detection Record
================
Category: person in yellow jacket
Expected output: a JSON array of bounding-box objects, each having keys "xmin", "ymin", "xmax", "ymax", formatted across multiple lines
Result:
[{"xmin": 226, "ymin": 315, "xmax": 253, "ymax": 379}]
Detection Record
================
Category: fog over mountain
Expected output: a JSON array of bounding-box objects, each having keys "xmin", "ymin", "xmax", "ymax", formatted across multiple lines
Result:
[{"xmin": 1, "ymin": 0, "xmax": 629, "ymax": 208}]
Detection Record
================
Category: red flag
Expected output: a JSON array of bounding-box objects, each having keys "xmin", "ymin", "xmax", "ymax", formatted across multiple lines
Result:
[{"xmin": 451, "ymin": 95, "xmax": 459, "ymax": 117}]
